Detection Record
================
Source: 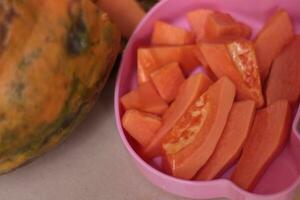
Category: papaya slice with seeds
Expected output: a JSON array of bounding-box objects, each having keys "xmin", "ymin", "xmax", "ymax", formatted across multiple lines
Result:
[
  {"xmin": 143, "ymin": 73, "xmax": 212, "ymax": 158},
  {"xmin": 195, "ymin": 100, "xmax": 255, "ymax": 180},
  {"xmin": 231, "ymin": 100, "xmax": 292, "ymax": 191},
  {"xmin": 162, "ymin": 77, "xmax": 236, "ymax": 180},
  {"xmin": 200, "ymin": 39, "xmax": 264, "ymax": 107}
]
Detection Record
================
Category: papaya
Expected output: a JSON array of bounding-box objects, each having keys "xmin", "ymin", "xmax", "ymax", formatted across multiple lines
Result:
[
  {"xmin": 120, "ymin": 82, "xmax": 168, "ymax": 115},
  {"xmin": 122, "ymin": 110, "xmax": 162, "ymax": 147},
  {"xmin": 162, "ymin": 77, "xmax": 236, "ymax": 180},
  {"xmin": 231, "ymin": 100, "xmax": 292, "ymax": 191},
  {"xmin": 151, "ymin": 20, "xmax": 195, "ymax": 45},
  {"xmin": 0, "ymin": 0, "xmax": 120, "ymax": 174},
  {"xmin": 200, "ymin": 39, "xmax": 264, "ymax": 107},
  {"xmin": 255, "ymin": 10, "xmax": 294, "ymax": 81},
  {"xmin": 187, "ymin": 9, "xmax": 214, "ymax": 41},
  {"xmin": 187, "ymin": 9, "xmax": 251, "ymax": 42},
  {"xmin": 266, "ymin": 36, "xmax": 300, "ymax": 107},
  {"xmin": 195, "ymin": 100, "xmax": 255, "ymax": 180},
  {"xmin": 150, "ymin": 62, "xmax": 185, "ymax": 103},
  {"xmin": 137, "ymin": 46, "xmax": 200, "ymax": 83},
  {"xmin": 143, "ymin": 73, "xmax": 212, "ymax": 158},
  {"xmin": 194, "ymin": 44, "xmax": 218, "ymax": 81}
]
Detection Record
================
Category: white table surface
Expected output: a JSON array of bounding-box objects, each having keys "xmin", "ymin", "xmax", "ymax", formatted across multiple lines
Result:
[{"xmin": 0, "ymin": 68, "xmax": 298, "ymax": 200}]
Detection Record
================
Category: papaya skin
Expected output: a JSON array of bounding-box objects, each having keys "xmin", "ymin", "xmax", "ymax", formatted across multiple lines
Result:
[{"xmin": 0, "ymin": 0, "xmax": 120, "ymax": 174}]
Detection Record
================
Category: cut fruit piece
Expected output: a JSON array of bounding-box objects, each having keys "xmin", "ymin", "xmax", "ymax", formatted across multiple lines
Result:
[
  {"xmin": 195, "ymin": 100, "xmax": 256, "ymax": 180},
  {"xmin": 120, "ymin": 82, "xmax": 168, "ymax": 115},
  {"xmin": 187, "ymin": 9, "xmax": 251, "ymax": 42},
  {"xmin": 231, "ymin": 100, "xmax": 292, "ymax": 191},
  {"xmin": 122, "ymin": 110, "xmax": 162, "ymax": 147},
  {"xmin": 162, "ymin": 77, "xmax": 236, "ymax": 180},
  {"xmin": 187, "ymin": 9, "xmax": 214, "ymax": 41},
  {"xmin": 255, "ymin": 10, "xmax": 294, "ymax": 81},
  {"xmin": 200, "ymin": 39, "xmax": 264, "ymax": 107},
  {"xmin": 194, "ymin": 45, "xmax": 218, "ymax": 81},
  {"xmin": 150, "ymin": 62, "xmax": 185, "ymax": 103},
  {"xmin": 143, "ymin": 73, "xmax": 213, "ymax": 158},
  {"xmin": 204, "ymin": 12, "xmax": 252, "ymax": 41},
  {"xmin": 266, "ymin": 36, "xmax": 300, "ymax": 107},
  {"xmin": 151, "ymin": 20, "xmax": 195, "ymax": 45},
  {"xmin": 137, "ymin": 46, "xmax": 200, "ymax": 83}
]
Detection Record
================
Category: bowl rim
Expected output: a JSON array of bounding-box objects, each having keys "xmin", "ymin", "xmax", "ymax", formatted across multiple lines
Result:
[{"xmin": 114, "ymin": 0, "xmax": 300, "ymax": 198}]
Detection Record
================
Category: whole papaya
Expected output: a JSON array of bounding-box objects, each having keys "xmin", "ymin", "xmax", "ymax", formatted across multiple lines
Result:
[{"xmin": 0, "ymin": 0, "xmax": 120, "ymax": 173}]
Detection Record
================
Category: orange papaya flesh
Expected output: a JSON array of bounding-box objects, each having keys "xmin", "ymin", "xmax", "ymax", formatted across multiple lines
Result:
[
  {"xmin": 255, "ymin": 10, "xmax": 294, "ymax": 81},
  {"xmin": 162, "ymin": 77, "xmax": 236, "ymax": 180},
  {"xmin": 150, "ymin": 62, "xmax": 185, "ymax": 103},
  {"xmin": 187, "ymin": 9, "xmax": 251, "ymax": 42},
  {"xmin": 151, "ymin": 20, "xmax": 195, "ymax": 45},
  {"xmin": 122, "ymin": 110, "xmax": 162, "ymax": 147},
  {"xmin": 193, "ymin": 46, "xmax": 217, "ymax": 81},
  {"xmin": 143, "ymin": 73, "xmax": 213, "ymax": 158},
  {"xmin": 137, "ymin": 46, "xmax": 201, "ymax": 83},
  {"xmin": 187, "ymin": 9, "xmax": 214, "ymax": 41},
  {"xmin": 204, "ymin": 12, "xmax": 252, "ymax": 41},
  {"xmin": 231, "ymin": 100, "xmax": 292, "ymax": 191},
  {"xmin": 266, "ymin": 36, "xmax": 300, "ymax": 107},
  {"xmin": 200, "ymin": 39, "xmax": 264, "ymax": 107},
  {"xmin": 195, "ymin": 100, "xmax": 255, "ymax": 180},
  {"xmin": 120, "ymin": 81, "xmax": 168, "ymax": 115}
]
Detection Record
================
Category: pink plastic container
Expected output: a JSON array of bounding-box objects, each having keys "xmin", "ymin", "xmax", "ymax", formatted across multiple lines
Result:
[{"xmin": 114, "ymin": 0, "xmax": 300, "ymax": 199}]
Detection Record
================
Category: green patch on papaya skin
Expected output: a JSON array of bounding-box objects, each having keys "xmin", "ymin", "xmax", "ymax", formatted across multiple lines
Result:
[
  {"xmin": 10, "ymin": 78, "xmax": 91, "ymax": 157},
  {"xmin": 8, "ymin": 79, "xmax": 26, "ymax": 106},
  {"xmin": 67, "ymin": 15, "xmax": 90, "ymax": 55},
  {"xmin": 18, "ymin": 48, "xmax": 42, "ymax": 69}
]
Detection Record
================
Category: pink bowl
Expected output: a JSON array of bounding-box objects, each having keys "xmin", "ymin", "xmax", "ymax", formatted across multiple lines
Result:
[{"xmin": 114, "ymin": 0, "xmax": 300, "ymax": 199}]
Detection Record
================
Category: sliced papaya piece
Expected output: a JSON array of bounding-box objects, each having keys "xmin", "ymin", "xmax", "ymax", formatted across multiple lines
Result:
[
  {"xmin": 204, "ymin": 12, "xmax": 252, "ymax": 41},
  {"xmin": 194, "ymin": 45, "xmax": 218, "ymax": 81},
  {"xmin": 231, "ymin": 100, "xmax": 292, "ymax": 191},
  {"xmin": 120, "ymin": 82, "xmax": 168, "ymax": 115},
  {"xmin": 187, "ymin": 9, "xmax": 251, "ymax": 42},
  {"xmin": 200, "ymin": 39, "xmax": 264, "ymax": 107},
  {"xmin": 137, "ymin": 46, "xmax": 200, "ymax": 83},
  {"xmin": 143, "ymin": 73, "xmax": 212, "ymax": 158},
  {"xmin": 266, "ymin": 36, "xmax": 300, "ymax": 107},
  {"xmin": 162, "ymin": 77, "xmax": 236, "ymax": 180},
  {"xmin": 150, "ymin": 62, "xmax": 185, "ymax": 103},
  {"xmin": 195, "ymin": 100, "xmax": 256, "ymax": 180},
  {"xmin": 122, "ymin": 110, "xmax": 162, "ymax": 147},
  {"xmin": 151, "ymin": 20, "xmax": 195, "ymax": 45},
  {"xmin": 255, "ymin": 10, "xmax": 294, "ymax": 81},
  {"xmin": 187, "ymin": 9, "xmax": 214, "ymax": 41}
]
